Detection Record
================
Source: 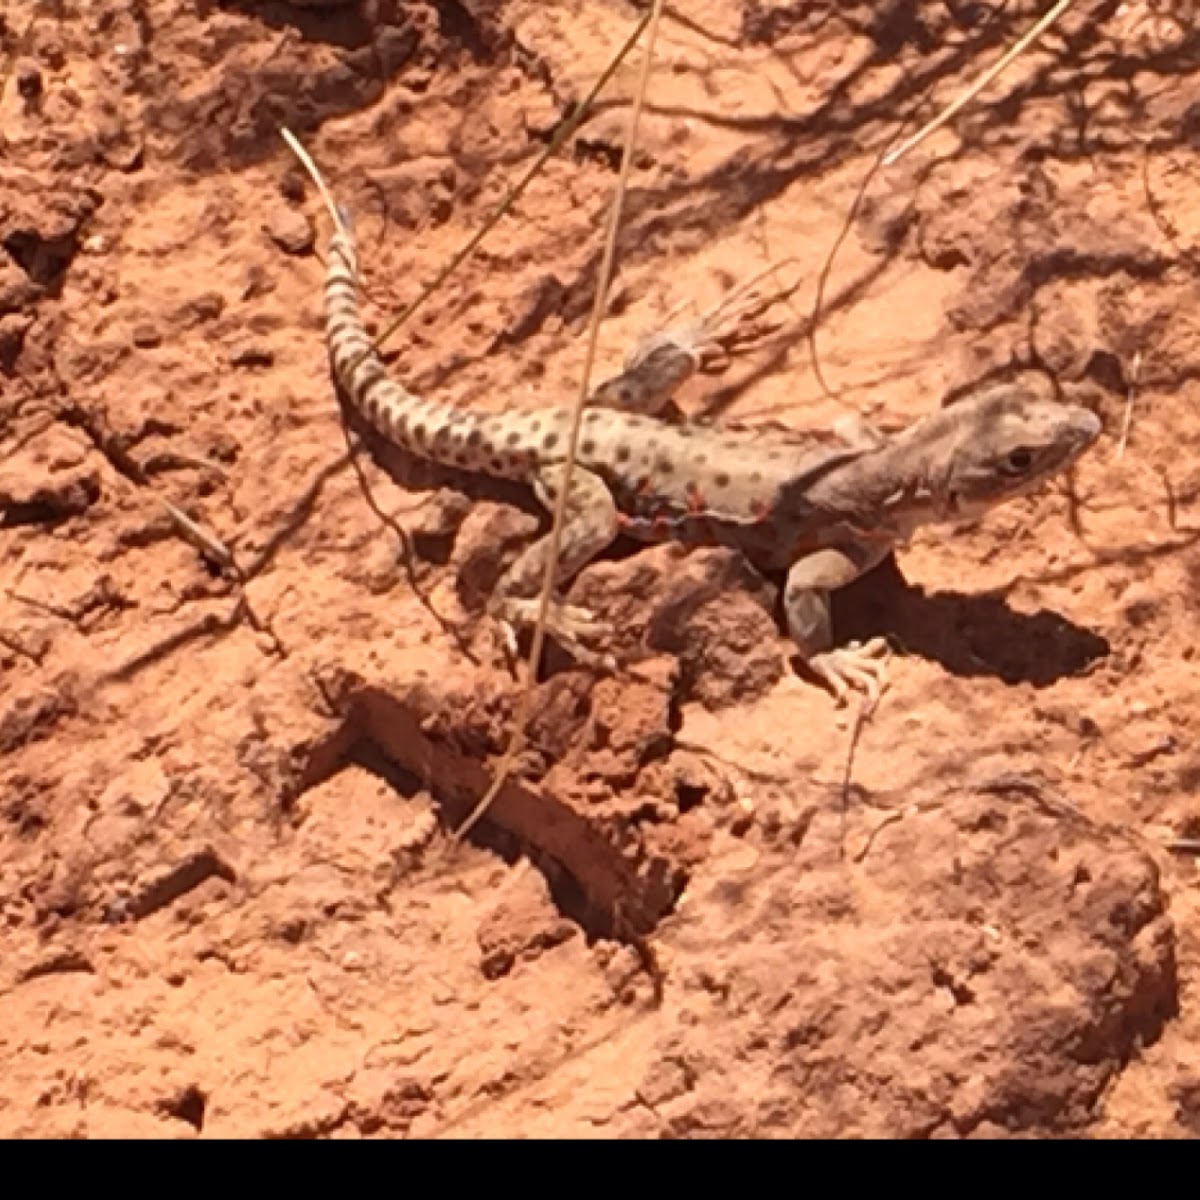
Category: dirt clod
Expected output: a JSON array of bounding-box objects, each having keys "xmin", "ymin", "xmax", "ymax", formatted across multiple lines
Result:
[{"xmin": 264, "ymin": 206, "xmax": 315, "ymax": 257}]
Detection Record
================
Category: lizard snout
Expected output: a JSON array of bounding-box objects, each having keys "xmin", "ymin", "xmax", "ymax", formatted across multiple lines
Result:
[{"xmin": 1065, "ymin": 407, "xmax": 1102, "ymax": 452}]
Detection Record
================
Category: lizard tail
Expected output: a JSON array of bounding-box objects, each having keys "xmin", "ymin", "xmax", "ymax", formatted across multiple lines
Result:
[
  {"xmin": 283, "ymin": 126, "xmax": 508, "ymax": 476},
  {"xmin": 324, "ymin": 213, "xmax": 475, "ymax": 459}
]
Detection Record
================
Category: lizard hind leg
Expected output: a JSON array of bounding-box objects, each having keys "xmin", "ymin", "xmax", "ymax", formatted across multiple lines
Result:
[
  {"xmin": 488, "ymin": 464, "xmax": 620, "ymax": 671},
  {"xmin": 588, "ymin": 268, "xmax": 791, "ymax": 420}
]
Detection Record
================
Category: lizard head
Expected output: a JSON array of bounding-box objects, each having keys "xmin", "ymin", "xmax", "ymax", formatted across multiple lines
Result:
[{"xmin": 929, "ymin": 383, "xmax": 1101, "ymax": 521}]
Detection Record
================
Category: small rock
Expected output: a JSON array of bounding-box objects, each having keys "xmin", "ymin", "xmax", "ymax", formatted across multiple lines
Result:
[
  {"xmin": 131, "ymin": 322, "xmax": 162, "ymax": 349},
  {"xmin": 16, "ymin": 60, "xmax": 43, "ymax": 106},
  {"xmin": 638, "ymin": 1058, "xmax": 693, "ymax": 1108},
  {"xmin": 240, "ymin": 264, "xmax": 273, "ymax": 301},
  {"xmin": 496, "ymin": 274, "xmax": 565, "ymax": 348},
  {"xmin": 0, "ymin": 313, "xmax": 33, "ymax": 369},
  {"xmin": 1032, "ymin": 285, "xmax": 1103, "ymax": 382},
  {"xmin": 180, "ymin": 291, "xmax": 225, "ymax": 325},
  {"xmin": 452, "ymin": 504, "xmax": 540, "ymax": 608},
  {"xmin": 410, "ymin": 488, "xmax": 473, "ymax": 563},
  {"xmin": 278, "ymin": 167, "xmax": 306, "ymax": 204},
  {"xmin": 0, "ymin": 262, "xmax": 41, "ymax": 314},
  {"xmin": 41, "ymin": 38, "xmax": 66, "ymax": 70},
  {"xmin": 229, "ymin": 344, "xmax": 274, "ymax": 369},
  {"xmin": 264, "ymin": 207, "xmax": 314, "ymax": 256},
  {"xmin": 377, "ymin": 23, "xmax": 419, "ymax": 75},
  {"xmin": 103, "ymin": 136, "xmax": 144, "ymax": 173},
  {"xmin": 0, "ymin": 453, "xmax": 100, "ymax": 527}
]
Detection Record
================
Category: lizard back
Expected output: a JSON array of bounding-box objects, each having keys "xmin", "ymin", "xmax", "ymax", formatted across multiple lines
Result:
[{"xmin": 324, "ymin": 222, "xmax": 868, "ymax": 535}]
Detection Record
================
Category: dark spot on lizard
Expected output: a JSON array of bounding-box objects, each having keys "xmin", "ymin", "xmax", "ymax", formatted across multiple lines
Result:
[
  {"xmin": 581, "ymin": 440, "xmax": 596, "ymax": 456},
  {"xmin": 616, "ymin": 445, "xmax": 632, "ymax": 463},
  {"xmin": 543, "ymin": 432, "xmax": 559, "ymax": 450},
  {"xmin": 714, "ymin": 472, "xmax": 731, "ymax": 488},
  {"xmin": 656, "ymin": 456, "xmax": 675, "ymax": 475},
  {"xmin": 467, "ymin": 429, "xmax": 483, "ymax": 447},
  {"xmin": 506, "ymin": 430, "xmax": 521, "ymax": 446}
]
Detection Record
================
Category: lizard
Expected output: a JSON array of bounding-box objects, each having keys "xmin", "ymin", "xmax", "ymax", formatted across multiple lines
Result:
[{"xmin": 316, "ymin": 203, "xmax": 1101, "ymax": 704}]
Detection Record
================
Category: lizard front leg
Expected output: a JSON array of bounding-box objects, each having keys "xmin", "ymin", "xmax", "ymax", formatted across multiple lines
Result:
[
  {"xmin": 489, "ymin": 463, "xmax": 619, "ymax": 670},
  {"xmin": 784, "ymin": 541, "xmax": 894, "ymax": 706}
]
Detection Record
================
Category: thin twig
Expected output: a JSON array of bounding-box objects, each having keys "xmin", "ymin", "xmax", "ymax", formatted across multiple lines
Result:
[
  {"xmin": 362, "ymin": 8, "xmax": 653, "ymax": 363},
  {"xmin": 160, "ymin": 499, "xmax": 289, "ymax": 656},
  {"xmin": 279, "ymin": 14, "xmax": 655, "ymax": 665},
  {"xmin": 6, "ymin": 588, "xmax": 74, "ymax": 621},
  {"xmin": 1115, "ymin": 349, "xmax": 1142, "ymax": 461},
  {"xmin": 281, "ymin": 131, "xmax": 484, "ymax": 664},
  {"xmin": 882, "ymin": 0, "xmax": 1076, "ymax": 168},
  {"xmin": 809, "ymin": 128, "xmax": 909, "ymax": 400},
  {"xmin": 838, "ymin": 695, "xmax": 876, "ymax": 859},
  {"xmin": 240, "ymin": 449, "xmax": 353, "ymax": 580},
  {"xmin": 450, "ymin": 0, "xmax": 667, "ymax": 846},
  {"xmin": 160, "ymin": 498, "xmax": 236, "ymax": 574},
  {"xmin": 1164, "ymin": 839, "xmax": 1200, "ymax": 856},
  {"xmin": 334, "ymin": 417, "xmax": 480, "ymax": 665},
  {"xmin": 0, "ymin": 630, "xmax": 41, "ymax": 664}
]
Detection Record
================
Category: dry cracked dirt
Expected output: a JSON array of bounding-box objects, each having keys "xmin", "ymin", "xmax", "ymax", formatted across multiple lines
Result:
[{"xmin": 2, "ymin": 0, "xmax": 1200, "ymax": 1138}]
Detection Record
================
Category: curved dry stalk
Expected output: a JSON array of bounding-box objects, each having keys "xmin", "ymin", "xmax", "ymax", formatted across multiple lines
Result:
[
  {"xmin": 451, "ymin": 0, "xmax": 668, "ymax": 846},
  {"xmin": 287, "ymin": 9, "xmax": 652, "ymax": 371},
  {"xmin": 362, "ymin": 9, "xmax": 653, "ymax": 363},
  {"xmin": 883, "ymin": 0, "xmax": 1076, "ymax": 168},
  {"xmin": 282, "ymin": 126, "xmax": 344, "ymax": 233}
]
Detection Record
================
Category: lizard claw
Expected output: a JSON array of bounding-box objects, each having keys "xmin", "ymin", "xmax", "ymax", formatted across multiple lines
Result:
[
  {"xmin": 808, "ymin": 637, "xmax": 891, "ymax": 708},
  {"xmin": 493, "ymin": 597, "xmax": 617, "ymax": 673}
]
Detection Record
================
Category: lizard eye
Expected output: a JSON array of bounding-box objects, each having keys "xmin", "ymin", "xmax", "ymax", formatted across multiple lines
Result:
[{"xmin": 1004, "ymin": 448, "xmax": 1035, "ymax": 473}]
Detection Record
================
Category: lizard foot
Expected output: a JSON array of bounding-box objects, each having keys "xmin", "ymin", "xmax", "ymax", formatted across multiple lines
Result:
[
  {"xmin": 492, "ymin": 597, "xmax": 617, "ymax": 673},
  {"xmin": 631, "ymin": 267, "xmax": 796, "ymax": 377},
  {"xmin": 807, "ymin": 637, "xmax": 891, "ymax": 707}
]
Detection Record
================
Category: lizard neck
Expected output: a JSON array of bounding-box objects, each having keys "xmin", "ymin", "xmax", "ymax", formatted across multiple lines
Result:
[{"xmin": 805, "ymin": 420, "xmax": 959, "ymax": 535}]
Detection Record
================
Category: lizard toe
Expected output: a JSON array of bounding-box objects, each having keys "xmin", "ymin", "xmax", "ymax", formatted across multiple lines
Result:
[
  {"xmin": 809, "ymin": 640, "xmax": 892, "ymax": 707},
  {"xmin": 491, "ymin": 597, "xmax": 615, "ymax": 671}
]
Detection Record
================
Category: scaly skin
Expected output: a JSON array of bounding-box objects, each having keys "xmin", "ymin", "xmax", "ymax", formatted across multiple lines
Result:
[{"xmin": 322, "ymin": 215, "xmax": 1101, "ymax": 701}]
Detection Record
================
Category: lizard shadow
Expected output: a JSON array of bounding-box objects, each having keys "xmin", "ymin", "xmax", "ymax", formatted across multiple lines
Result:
[
  {"xmin": 214, "ymin": 1, "xmax": 377, "ymax": 48},
  {"xmin": 825, "ymin": 555, "xmax": 1110, "ymax": 688}
]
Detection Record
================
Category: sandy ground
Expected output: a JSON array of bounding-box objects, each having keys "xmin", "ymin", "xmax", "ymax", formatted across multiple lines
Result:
[{"xmin": 2, "ymin": 0, "xmax": 1200, "ymax": 1137}]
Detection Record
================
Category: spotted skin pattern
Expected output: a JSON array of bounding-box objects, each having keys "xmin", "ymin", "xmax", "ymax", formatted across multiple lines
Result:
[{"xmin": 323, "ymin": 217, "xmax": 1102, "ymax": 701}]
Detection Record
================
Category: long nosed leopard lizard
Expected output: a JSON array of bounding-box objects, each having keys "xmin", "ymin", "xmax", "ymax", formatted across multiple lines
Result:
[{"xmin": 315, "ymin": 200, "xmax": 1100, "ymax": 703}]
